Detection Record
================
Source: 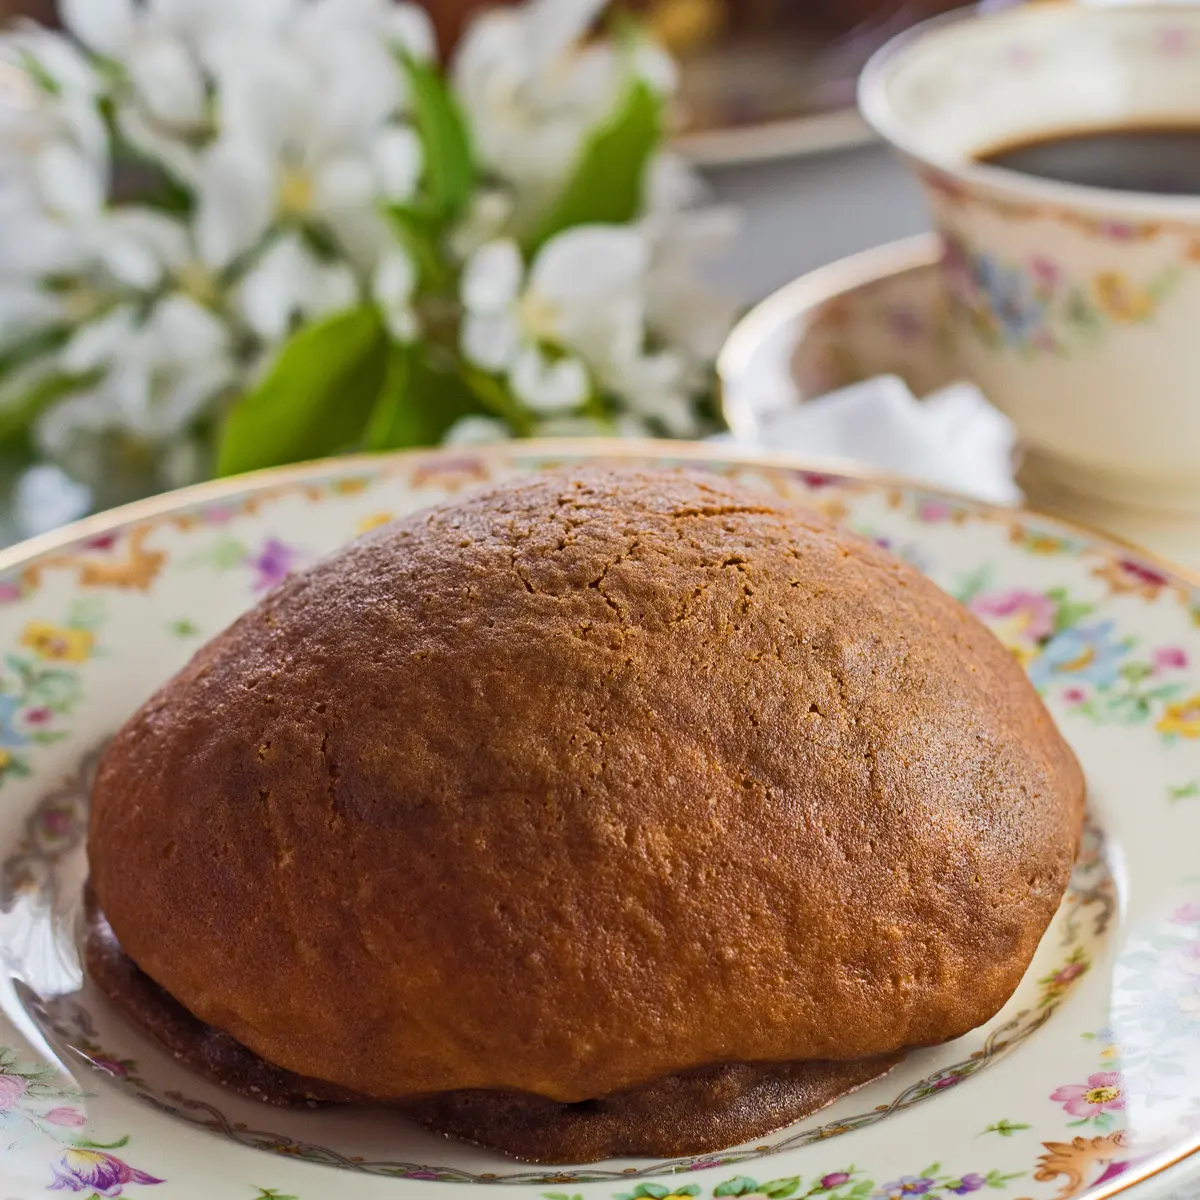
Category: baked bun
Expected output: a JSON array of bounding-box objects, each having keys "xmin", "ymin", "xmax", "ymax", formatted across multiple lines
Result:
[{"xmin": 88, "ymin": 467, "xmax": 1084, "ymax": 1156}]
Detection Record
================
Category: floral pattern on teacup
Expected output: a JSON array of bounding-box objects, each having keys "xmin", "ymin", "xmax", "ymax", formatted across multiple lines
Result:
[{"xmin": 942, "ymin": 235, "xmax": 1182, "ymax": 356}]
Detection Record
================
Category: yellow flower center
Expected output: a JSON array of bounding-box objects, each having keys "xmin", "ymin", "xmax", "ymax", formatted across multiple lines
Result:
[
  {"xmin": 176, "ymin": 260, "xmax": 220, "ymax": 308},
  {"xmin": 518, "ymin": 291, "xmax": 560, "ymax": 343},
  {"xmin": 1084, "ymin": 1085, "xmax": 1120, "ymax": 1104},
  {"xmin": 1058, "ymin": 645, "xmax": 1097, "ymax": 674},
  {"xmin": 278, "ymin": 166, "xmax": 314, "ymax": 217},
  {"xmin": 61, "ymin": 284, "xmax": 104, "ymax": 324}
]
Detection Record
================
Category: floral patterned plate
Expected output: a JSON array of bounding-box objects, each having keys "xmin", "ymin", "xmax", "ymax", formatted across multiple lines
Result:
[{"xmin": 2, "ymin": 440, "xmax": 1200, "ymax": 1200}]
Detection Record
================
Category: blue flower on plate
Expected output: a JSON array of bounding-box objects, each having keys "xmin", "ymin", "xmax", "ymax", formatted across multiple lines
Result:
[
  {"xmin": 974, "ymin": 255, "xmax": 1046, "ymax": 346},
  {"xmin": 0, "ymin": 693, "xmax": 29, "ymax": 749},
  {"xmin": 1027, "ymin": 621, "xmax": 1132, "ymax": 690}
]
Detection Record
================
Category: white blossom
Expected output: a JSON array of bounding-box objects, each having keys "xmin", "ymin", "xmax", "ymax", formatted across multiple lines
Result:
[
  {"xmin": 236, "ymin": 232, "xmax": 358, "ymax": 342},
  {"xmin": 371, "ymin": 250, "xmax": 419, "ymax": 342},
  {"xmin": 459, "ymin": 223, "xmax": 712, "ymax": 429},
  {"xmin": 453, "ymin": 0, "xmax": 672, "ymax": 227},
  {"xmin": 0, "ymin": 0, "xmax": 732, "ymax": 509}
]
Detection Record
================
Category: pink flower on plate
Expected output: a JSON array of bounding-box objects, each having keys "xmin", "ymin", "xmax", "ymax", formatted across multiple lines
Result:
[
  {"xmin": 916, "ymin": 500, "xmax": 954, "ymax": 523},
  {"xmin": 0, "ymin": 1072, "xmax": 27, "ymax": 1110},
  {"xmin": 1051, "ymin": 1071, "xmax": 1125, "ymax": 1118},
  {"xmin": 1158, "ymin": 25, "xmax": 1193, "ymax": 56},
  {"xmin": 1173, "ymin": 903, "xmax": 1200, "ymax": 925},
  {"xmin": 970, "ymin": 590, "xmax": 1056, "ymax": 657},
  {"xmin": 24, "ymin": 706, "xmax": 52, "ymax": 725},
  {"xmin": 1062, "ymin": 687, "xmax": 1088, "ymax": 707},
  {"xmin": 1029, "ymin": 255, "xmax": 1062, "ymax": 291},
  {"xmin": 49, "ymin": 1147, "xmax": 163, "ymax": 1195},
  {"xmin": 1154, "ymin": 647, "xmax": 1189, "ymax": 672},
  {"xmin": 0, "ymin": 580, "xmax": 21, "ymax": 603},
  {"xmin": 88, "ymin": 1055, "xmax": 129, "ymax": 1079},
  {"xmin": 1052, "ymin": 961, "xmax": 1088, "ymax": 986},
  {"xmin": 44, "ymin": 1106, "xmax": 86, "ymax": 1126}
]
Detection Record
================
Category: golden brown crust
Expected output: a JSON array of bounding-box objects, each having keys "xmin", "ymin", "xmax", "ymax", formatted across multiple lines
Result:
[
  {"xmin": 88, "ymin": 467, "xmax": 1085, "ymax": 1105},
  {"xmin": 84, "ymin": 895, "xmax": 899, "ymax": 1161}
]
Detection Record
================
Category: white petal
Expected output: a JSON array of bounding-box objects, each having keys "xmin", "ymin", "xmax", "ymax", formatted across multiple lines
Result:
[
  {"xmin": 60, "ymin": 306, "xmax": 138, "ymax": 374},
  {"xmin": 631, "ymin": 36, "xmax": 678, "ymax": 95},
  {"xmin": 522, "ymin": 0, "xmax": 608, "ymax": 70},
  {"xmin": 116, "ymin": 102, "xmax": 201, "ymax": 187},
  {"xmin": 450, "ymin": 189, "xmax": 515, "ymax": 260},
  {"xmin": 11, "ymin": 30, "xmax": 100, "ymax": 96},
  {"xmin": 162, "ymin": 435, "xmax": 206, "ymax": 488},
  {"xmin": 194, "ymin": 136, "xmax": 274, "ymax": 268},
  {"xmin": 372, "ymin": 126, "xmax": 422, "ymax": 202},
  {"xmin": 149, "ymin": 294, "xmax": 230, "ymax": 364},
  {"xmin": 387, "ymin": 3, "xmax": 437, "ymax": 60},
  {"xmin": 323, "ymin": 206, "xmax": 391, "ymax": 268},
  {"xmin": 127, "ymin": 36, "xmax": 206, "ymax": 127},
  {"xmin": 0, "ymin": 285, "xmax": 63, "ymax": 344},
  {"xmin": 99, "ymin": 209, "xmax": 190, "ymax": 287},
  {"xmin": 372, "ymin": 251, "xmax": 417, "ymax": 309},
  {"xmin": 58, "ymin": 94, "xmax": 110, "ymax": 172},
  {"xmin": 35, "ymin": 143, "xmax": 105, "ymax": 218},
  {"xmin": 644, "ymin": 152, "xmax": 706, "ymax": 214},
  {"xmin": 383, "ymin": 306, "xmax": 418, "ymax": 342},
  {"xmin": 149, "ymin": 362, "xmax": 233, "ymax": 435},
  {"xmin": 305, "ymin": 261, "xmax": 358, "ymax": 320},
  {"xmin": 462, "ymin": 239, "xmax": 523, "ymax": 314},
  {"xmin": 207, "ymin": 42, "xmax": 309, "ymax": 157},
  {"xmin": 443, "ymin": 414, "xmax": 511, "ymax": 447},
  {"xmin": 461, "ymin": 313, "xmax": 521, "ymax": 373},
  {"xmin": 236, "ymin": 235, "xmax": 353, "ymax": 343},
  {"xmin": 313, "ymin": 157, "xmax": 375, "ymax": 213},
  {"xmin": 14, "ymin": 464, "xmax": 92, "ymax": 538},
  {"xmin": 509, "ymin": 347, "xmax": 589, "ymax": 413},
  {"xmin": 236, "ymin": 236, "xmax": 309, "ymax": 341},
  {"xmin": 530, "ymin": 226, "xmax": 648, "ymax": 304},
  {"xmin": 60, "ymin": 0, "xmax": 135, "ymax": 58}
]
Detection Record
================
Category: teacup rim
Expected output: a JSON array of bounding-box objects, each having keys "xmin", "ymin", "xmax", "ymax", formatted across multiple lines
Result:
[{"xmin": 859, "ymin": 2, "xmax": 1200, "ymax": 222}]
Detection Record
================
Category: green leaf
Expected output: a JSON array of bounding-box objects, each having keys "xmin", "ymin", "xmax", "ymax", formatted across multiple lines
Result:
[
  {"xmin": 762, "ymin": 1178, "xmax": 801, "ymax": 1198},
  {"xmin": 848, "ymin": 1182, "xmax": 873, "ymax": 1197},
  {"xmin": 715, "ymin": 1178, "xmax": 760, "ymax": 1197},
  {"xmin": 983, "ymin": 1119, "xmax": 1030, "ymax": 1137},
  {"xmin": 66, "ymin": 596, "xmax": 105, "ymax": 631},
  {"xmin": 386, "ymin": 205, "xmax": 451, "ymax": 290},
  {"xmin": 402, "ymin": 53, "xmax": 473, "ymax": 220},
  {"xmin": 635, "ymin": 1186, "xmax": 669, "ymax": 1199},
  {"xmin": 365, "ymin": 346, "xmax": 484, "ymax": 450},
  {"xmin": 216, "ymin": 307, "xmax": 388, "ymax": 477},
  {"xmin": 529, "ymin": 76, "xmax": 663, "ymax": 252}
]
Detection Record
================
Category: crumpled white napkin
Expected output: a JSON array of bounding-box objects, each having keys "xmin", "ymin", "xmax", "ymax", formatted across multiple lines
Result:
[{"xmin": 716, "ymin": 375, "xmax": 1022, "ymax": 508}]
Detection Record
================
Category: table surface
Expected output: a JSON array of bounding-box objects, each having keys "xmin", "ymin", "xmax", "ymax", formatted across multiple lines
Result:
[{"xmin": 701, "ymin": 142, "xmax": 931, "ymax": 306}]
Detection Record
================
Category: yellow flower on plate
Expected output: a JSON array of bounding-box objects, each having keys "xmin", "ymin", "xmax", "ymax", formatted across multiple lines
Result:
[
  {"xmin": 20, "ymin": 622, "xmax": 94, "ymax": 663},
  {"xmin": 1158, "ymin": 695, "xmax": 1200, "ymax": 739},
  {"xmin": 0, "ymin": 749, "xmax": 13, "ymax": 773},
  {"xmin": 356, "ymin": 512, "xmax": 394, "ymax": 535},
  {"xmin": 1093, "ymin": 272, "xmax": 1155, "ymax": 323}
]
